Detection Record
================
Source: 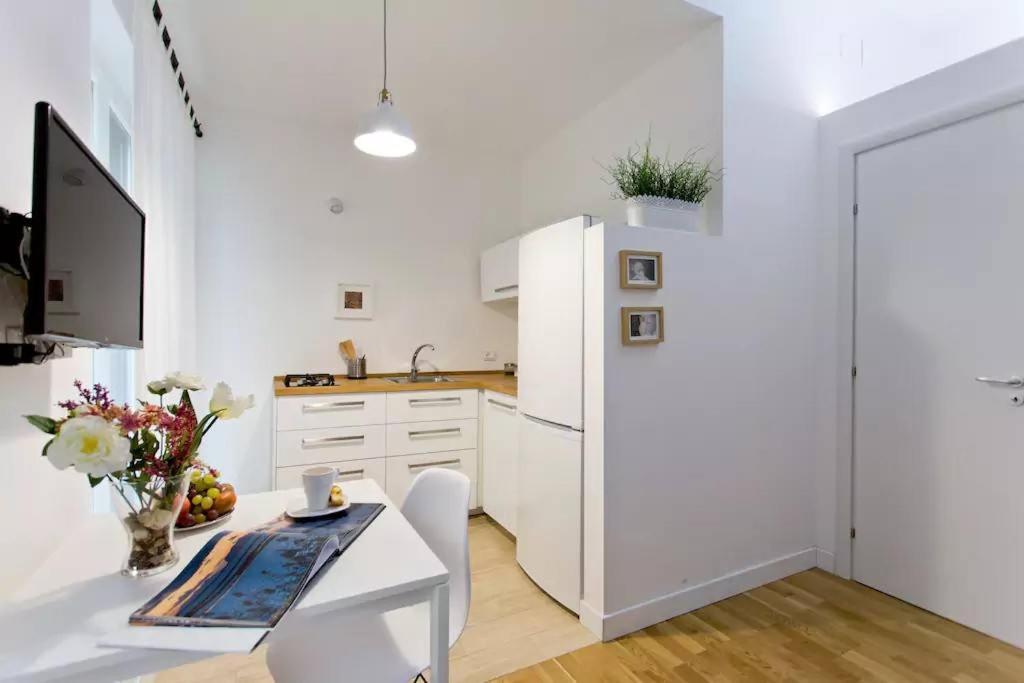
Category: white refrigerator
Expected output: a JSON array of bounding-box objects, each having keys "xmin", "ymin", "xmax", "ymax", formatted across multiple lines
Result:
[{"xmin": 515, "ymin": 215, "xmax": 590, "ymax": 614}]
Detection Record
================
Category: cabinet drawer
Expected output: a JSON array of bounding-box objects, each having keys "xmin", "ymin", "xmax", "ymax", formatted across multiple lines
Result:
[
  {"xmin": 276, "ymin": 393, "xmax": 385, "ymax": 431},
  {"xmin": 276, "ymin": 457, "xmax": 386, "ymax": 491},
  {"xmin": 276, "ymin": 425, "xmax": 385, "ymax": 467},
  {"xmin": 386, "ymin": 389, "xmax": 478, "ymax": 424},
  {"xmin": 386, "ymin": 450, "xmax": 477, "ymax": 509},
  {"xmin": 386, "ymin": 418, "xmax": 478, "ymax": 456}
]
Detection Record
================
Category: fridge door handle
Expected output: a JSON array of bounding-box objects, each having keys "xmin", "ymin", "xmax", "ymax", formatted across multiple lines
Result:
[{"xmin": 522, "ymin": 413, "xmax": 580, "ymax": 432}]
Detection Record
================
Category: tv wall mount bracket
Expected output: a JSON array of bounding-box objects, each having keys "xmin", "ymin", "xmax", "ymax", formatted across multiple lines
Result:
[{"xmin": 0, "ymin": 206, "xmax": 32, "ymax": 280}]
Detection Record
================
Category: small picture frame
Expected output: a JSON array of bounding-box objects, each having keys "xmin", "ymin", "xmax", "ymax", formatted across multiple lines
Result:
[
  {"xmin": 336, "ymin": 283, "xmax": 374, "ymax": 320},
  {"xmin": 619, "ymin": 250, "xmax": 662, "ymax": 289},
  {"xmin": 621, "ymin": 307, "xmax": 664, "ymax": 345}
]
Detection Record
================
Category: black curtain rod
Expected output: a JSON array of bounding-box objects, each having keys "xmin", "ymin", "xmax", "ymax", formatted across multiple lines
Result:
[{"xmin": 152, "ymin": 0, "xmax": 203, "ymax": 138}]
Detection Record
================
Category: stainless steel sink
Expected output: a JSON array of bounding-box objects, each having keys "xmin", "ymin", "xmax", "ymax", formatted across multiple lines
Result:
[{"xmin": 386, "ymin": 376, "xmax": 454, "ymax": 384}]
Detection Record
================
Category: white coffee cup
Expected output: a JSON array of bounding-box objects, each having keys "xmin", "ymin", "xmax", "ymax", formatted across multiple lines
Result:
[{"xmin": 302, "ymin": 466, "xmax": 336, "ymax": 512}]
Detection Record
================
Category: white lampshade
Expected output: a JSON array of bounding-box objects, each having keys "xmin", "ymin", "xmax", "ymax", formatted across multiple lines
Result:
[{"xmin": 353, "ymin": 97, "xmax": 416, "ymax": 158}]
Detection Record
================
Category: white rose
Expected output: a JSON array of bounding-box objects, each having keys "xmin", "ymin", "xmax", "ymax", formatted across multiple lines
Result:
[
  {"xmin": 209, "ymin": 382, "xmax": 255, "ymax": 420},
  {"xmin": 147, "ymin": 372, "xmax": 205, "ymax": 395},
  {"xmin": 165, "ymin": 372, "xmax": 206, "ymax": 391},
  {"xmin": 47, "ymin": 416, "xmax": 131, "ymax": 476}
]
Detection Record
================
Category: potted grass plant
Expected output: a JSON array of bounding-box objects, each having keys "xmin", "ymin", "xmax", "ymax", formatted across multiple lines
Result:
[{"xmin": 604, "ymin": 136, "xmax": 721, "ymax": 232}]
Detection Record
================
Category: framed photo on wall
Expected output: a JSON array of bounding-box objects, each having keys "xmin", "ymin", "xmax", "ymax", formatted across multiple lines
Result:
[
  {"xmin": 619, "ymin": 250, "xmax": 662, "ymax": 289},
  {"xmin": 621, "ymin": 306, "xmax": 664, "ymax": 345},
  {"xmin": 336, "ymin": 283, "xmax": 374, "ymax": 320}
]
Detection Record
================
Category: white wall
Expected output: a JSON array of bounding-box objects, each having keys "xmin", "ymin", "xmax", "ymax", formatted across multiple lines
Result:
[
  {"xmin": 195, "ymin": 113, "xmax": 520, "ymax": 493},
  {"xmin": 0, "ymin": 0, "xmax": 95, "ymax": 596},
  {"xmin": 816, "ymin": 37, "xmax": 1024, "ymax": 574},
  {"xmin": 520, "ymin": 21, "xmax": 722, "ymax": 234},
  {"xmin": 524, "ymin": 0, "xmax": 825, "ymax": 633}
]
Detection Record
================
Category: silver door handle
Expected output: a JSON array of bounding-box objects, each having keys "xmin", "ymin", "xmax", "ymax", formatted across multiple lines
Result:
[
  {"xmin": 408, "ymin": 458, "xmax": 461, "ymax": 471},
  {"xmin": 303, "ymin": 401, "xmax": 365, "ymax": 411},
  {"xmin": 487, "ymin": 398, "xmax": 516, "ymax": 411},
  {"xmin": 301, "ymin": 435, "xmax": 365, "ymax": 446},
  {"xmin": 408, "ymin": 427, "xmax": 461, "ymax": 437},
  {"xmin": 975, "ymin": 376, "xmax": 1024, "ymax": 387},
  {"xmin": 408, "ymin": 397, "xmax": 461, "ymax": 405},
  {"xmin": 494, "ymin": 285, "xmax": 518, "ymax": 293},
  {"xmin": 334, "ymin": 467, "xmax": 365, "ymax": 478}
]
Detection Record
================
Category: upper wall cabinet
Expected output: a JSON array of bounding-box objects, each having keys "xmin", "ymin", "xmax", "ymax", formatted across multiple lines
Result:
[{"xmin": 480, "ymin": 236, "xmax": 519, "ymax": 302}]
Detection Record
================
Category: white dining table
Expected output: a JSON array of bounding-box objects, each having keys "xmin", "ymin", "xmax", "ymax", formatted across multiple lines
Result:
[{"xmin": 0, "ymin": 479, "xmax": 450, "ymax": 683}]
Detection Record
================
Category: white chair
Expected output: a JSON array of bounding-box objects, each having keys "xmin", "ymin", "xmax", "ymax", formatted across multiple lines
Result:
[{"xmin": 266, "ymin": 469, "xmax": 472, "ymax": 683}]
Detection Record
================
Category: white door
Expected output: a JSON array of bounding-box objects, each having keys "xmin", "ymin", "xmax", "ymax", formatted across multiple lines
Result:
[
  {"xmin": 516, "ymin": 413, "xmax": 582, "ymax": 613},
  {"xmin": 481, "ymin": 392, "xmax": 519, "ymax": 535},
  {"xmin": 853, "ymin": 99, "xmax": 1024, "ymax": 647},
  {"xmin": 517, "ymin": 216, "xmax": 588, "ymax": 430}
]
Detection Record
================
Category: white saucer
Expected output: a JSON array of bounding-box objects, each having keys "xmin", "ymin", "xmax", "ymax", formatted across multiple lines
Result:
[{"xmin": 285, "ymin": 497, "xmax": 351, "ymax": 519}]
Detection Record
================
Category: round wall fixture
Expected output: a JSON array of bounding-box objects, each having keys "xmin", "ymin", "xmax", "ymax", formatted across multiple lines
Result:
[{"xmin": 328, "ymin": 198, "xmax": 344, "ymax": 214}]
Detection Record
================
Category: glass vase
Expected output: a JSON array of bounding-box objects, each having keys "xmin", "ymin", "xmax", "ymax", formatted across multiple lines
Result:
[{"xmin": 114, "ymin": 470, "xmax": 191, "ymax": 577}]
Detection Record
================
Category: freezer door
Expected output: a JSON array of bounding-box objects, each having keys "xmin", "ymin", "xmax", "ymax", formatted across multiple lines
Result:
[
  {"xmin": 515, "ymin": 413, "xmax": 582, "ymax": 614},
  {"xmin": 517, "ymin": 216, "xmax": 588, "ymax": 430}
]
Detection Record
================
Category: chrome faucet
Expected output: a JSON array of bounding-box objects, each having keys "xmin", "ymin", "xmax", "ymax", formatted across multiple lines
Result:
[{"xmin": 410, "ymin": 344, "xmax": 435, "ymax": 382}]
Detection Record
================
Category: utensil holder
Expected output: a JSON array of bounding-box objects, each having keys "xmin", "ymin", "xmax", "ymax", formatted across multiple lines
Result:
[{"xmin": 347, "ymin": 357, "xmax": 367, "ymax": 380}]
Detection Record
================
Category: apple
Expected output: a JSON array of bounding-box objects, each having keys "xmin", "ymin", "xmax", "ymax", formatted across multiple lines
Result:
[{"xmin": 177, "ymin": 496, "xmax": 192, "ymax": 526}]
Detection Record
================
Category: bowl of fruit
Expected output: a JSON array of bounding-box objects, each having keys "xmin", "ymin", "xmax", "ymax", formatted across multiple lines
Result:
[{"xmin": 176, "ymin": 466, "xmax": 238, "ymax": 532}]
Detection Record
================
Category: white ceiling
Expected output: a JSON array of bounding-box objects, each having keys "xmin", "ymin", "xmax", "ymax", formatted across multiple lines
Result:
[{"xmin": 166, "ymin": 0, "xmax": 715, "ymax": 152}]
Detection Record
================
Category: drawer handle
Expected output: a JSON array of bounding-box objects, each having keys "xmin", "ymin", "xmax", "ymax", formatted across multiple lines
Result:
[
  {"xmin": 494, "ymin": 285, "xmax": 518, "ymax": 293},
  {"xmin": 487, "ymin": 398, "xmax": 516, "ymax": 411},
  {"xmin": 408, "ymin": 458, "xmax": 462, "ymax": 471},
  {"xmin": 408, "ymin": 397, "xmax": 461, "ymax": 405},
  {"xmin": 335, "ymin": 467, "xmax": 365, "ymax": 478},
  {"xmin": 301, "ymin": 435, "xmax": 366, "ymax": 446},
  {"xmin": 408, "ymin": 427, "xmax": 461, "ymax": 438},
  {"xmin": 303, "ymin": 401, "xmax": 365, "ymax": 411}
]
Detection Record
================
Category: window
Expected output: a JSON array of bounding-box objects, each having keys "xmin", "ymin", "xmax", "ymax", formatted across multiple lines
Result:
[{"xmin": 91, "ymin": 0, "xmax": 136, "ymax": 513}]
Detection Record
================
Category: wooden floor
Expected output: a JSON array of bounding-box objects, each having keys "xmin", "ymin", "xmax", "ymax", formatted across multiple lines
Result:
[
  {"xmin": 152, "ymin": 515, "xmax": 597, "ymax": 683},
  {"xmin": 497, "ymin": 569, "xmax": 1024, "ymax": 682}
]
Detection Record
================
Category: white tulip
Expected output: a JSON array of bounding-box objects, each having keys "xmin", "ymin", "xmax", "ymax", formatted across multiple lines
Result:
[
  {"xmin": 47, "ymin": 416, "xmax": 131, "ymax": 476},
  {"xmin": 209, "ymin": 382, "xmax": 255, "ymax": 419}
]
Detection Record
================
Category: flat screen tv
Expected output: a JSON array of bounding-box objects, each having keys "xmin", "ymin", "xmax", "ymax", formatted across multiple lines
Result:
[{"xmin": 25, "ymin": 102, "xmax": 145, "ymax": 348}]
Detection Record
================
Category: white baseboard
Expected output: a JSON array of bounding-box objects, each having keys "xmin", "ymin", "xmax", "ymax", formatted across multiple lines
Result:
[
  {"xmin": 816, "ymin": 548, "xmax": 836, "ymax": 573},
  {"xmin": 591, "ymin": 547, "xmax": 818, "ymax": 640},
  {"xmin": 578, "ymin": 599, "xmax": 605, "ymax": 639}
]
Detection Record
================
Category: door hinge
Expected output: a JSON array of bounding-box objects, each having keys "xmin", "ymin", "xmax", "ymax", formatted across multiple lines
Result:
[
  {"xmin": 853, "ymin": 203, "xmax": 859, "ymax": 216},
  {"xmin": 852, "ymin": 366, "xmax": 857, "ymax": 378},
  {"xmin": 850, "ymin": 527, "xmax": 856, "ymax": 539}
]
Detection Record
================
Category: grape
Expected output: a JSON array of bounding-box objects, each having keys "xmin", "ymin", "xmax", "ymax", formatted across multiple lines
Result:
[
  {"xmin": 192, "ymin": 495, "xmax": 203, "ymax": 506},
  {"xmin": 201, "ymin": 497, "xmax": 213, "ymax": 510},
  {"xmin": 207, "ymin": 488, "xmax": 220, "ymax": 499}
]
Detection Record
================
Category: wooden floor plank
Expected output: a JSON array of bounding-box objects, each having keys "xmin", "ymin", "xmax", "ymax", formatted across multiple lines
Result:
[{"xmin": 505, "ymin": 569, "xmax": 1024, "ymax": 683}]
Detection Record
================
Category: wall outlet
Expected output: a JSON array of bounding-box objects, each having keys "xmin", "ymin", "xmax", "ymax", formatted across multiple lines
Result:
[{"xmin": 483, "ymin": 351, "xmax": 498, "ymax": 362}]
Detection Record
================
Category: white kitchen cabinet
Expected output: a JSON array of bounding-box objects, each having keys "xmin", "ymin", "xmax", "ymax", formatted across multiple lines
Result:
[
  {"xmin": 276, "ymin": 457, "xmax": 386, "ymax": 491},
  {"xmin": 386, "ymin": 450, "xmax": 478, "ymax": 509},
  {"xmin": 276, "ymin": 425, "xmax": 386, "ymax": 467},
  {"xmin": 480, "ymin": 236, "xmax": 519, "ymax": 302},
  {"xmin": 386, "ymin": 418, "xmax": 479, "ymax": 456},
  {"xmin": 481, "ymin": 390, "xmax": 519, "ymax": 535},
  {"xmin": 273, "ymin": 386, "xmax": 483, "ymax": 513},
  {"xmin": 276, "ymin": 393, "xmax": 386, "ymax": 431},
  {"xmin": 386, "ymin": 389, "xmax": 478, "ymax": 424}
]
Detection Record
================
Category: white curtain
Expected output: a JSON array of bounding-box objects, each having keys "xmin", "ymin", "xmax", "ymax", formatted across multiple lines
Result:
[{"xmin": 131, "ymin": 0, "xmax": 197, "ymax": 388}]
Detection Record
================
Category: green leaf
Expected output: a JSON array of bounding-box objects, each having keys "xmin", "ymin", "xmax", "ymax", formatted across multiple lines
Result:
[
  {"xmin": 24, "ymin": 415, "xmax": 58, "ymax": 435},
  {"xmin": 42, "ymin": 438, "xmax": 53, "ymax": 456},
  {"xmin": 88, "ymin": 474, "xmax": 105, "ymax": 488}
]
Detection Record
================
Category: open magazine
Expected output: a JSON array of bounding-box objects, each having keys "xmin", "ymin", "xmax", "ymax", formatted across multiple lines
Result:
[{"xmin": 129, "ymin": 503, "xmax": 384, "ymax": 629}]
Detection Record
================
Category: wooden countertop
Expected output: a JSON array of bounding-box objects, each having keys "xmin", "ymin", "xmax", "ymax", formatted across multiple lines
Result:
[{"xmin": 273, "ymin": 371, "xmax": 517, "ymax": 398}]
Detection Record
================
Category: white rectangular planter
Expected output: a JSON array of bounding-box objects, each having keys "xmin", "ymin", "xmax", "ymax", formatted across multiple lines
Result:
[{"xmin": 625, "ymin": 197, "xmax": 700, "ymax": 232}]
